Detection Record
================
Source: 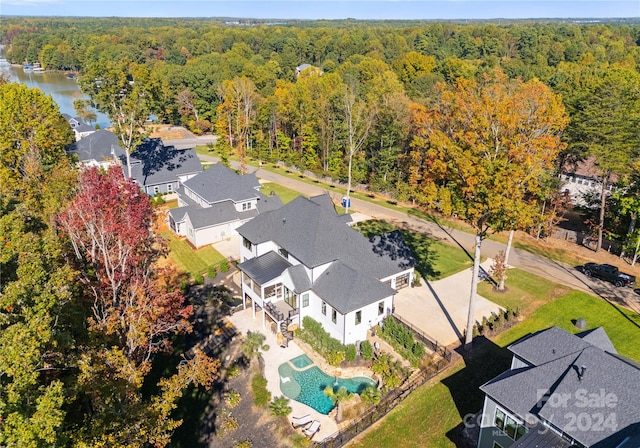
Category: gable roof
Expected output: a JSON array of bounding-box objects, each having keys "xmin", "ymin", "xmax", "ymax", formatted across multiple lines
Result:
[
  {"xmin": 482, "ymin": 327, "xmax": 640, "ymax": 447},
  {"xmin": 66, "ymin": 129, "xmax": 124, "ymax": 163},
  {"xmin": 182, "ymin": 164, "xmax": 260, "ymax": 204},
  {"xmin": 313, "ymin": 261, "xmax": 396, "ymax": 314},
  {"xmin": 127, "ymin": 138, "xmax": 202, "ymax": 187},
  {"xmin": 239, "ymin": 251, "xmax": 292, "ymax": 285},
  {"xmin": 237, "ymin": 194, "xmax": 414, "ymax": 277}
]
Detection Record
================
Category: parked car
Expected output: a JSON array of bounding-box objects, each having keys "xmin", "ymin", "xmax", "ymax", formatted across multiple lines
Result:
[{"xmin": 581, "ymin": 262, "xmax": 636, "ymax": 287}]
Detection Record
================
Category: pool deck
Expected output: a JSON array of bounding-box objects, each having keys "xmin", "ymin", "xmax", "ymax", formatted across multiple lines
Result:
[{"xmin": 228, "ymin": 308, "xmax": 343, "ymax": 442}]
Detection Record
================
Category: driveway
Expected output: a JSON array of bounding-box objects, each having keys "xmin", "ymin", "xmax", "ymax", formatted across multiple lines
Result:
[{"xmin": 393, "ymin": 259, "xmax": 503, "ymax": 347}]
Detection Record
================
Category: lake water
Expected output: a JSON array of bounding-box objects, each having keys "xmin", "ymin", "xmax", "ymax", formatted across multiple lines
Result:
[{"xmin": 0, "ymin": 51, "xmax": 110, "ymax": 128}]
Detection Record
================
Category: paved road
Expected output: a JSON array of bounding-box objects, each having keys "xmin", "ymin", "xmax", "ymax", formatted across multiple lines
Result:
[
  {"xmin": 193, "ymin": 152, "xmax": 640, "ymax": 314},
  {"xmin": 165, "ymin": 135, "xmax": 218, "ymax": 150}
]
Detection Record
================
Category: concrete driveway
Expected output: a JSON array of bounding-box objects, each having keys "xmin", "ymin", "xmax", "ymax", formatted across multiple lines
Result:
[{"xmin": 393, "ymin": 259, "xmax": 503, "ymax": 347}]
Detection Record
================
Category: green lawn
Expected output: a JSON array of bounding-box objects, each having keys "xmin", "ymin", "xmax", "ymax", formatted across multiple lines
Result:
[
  {"xmin": 259, "ymin": 182, "xmax": 302, "ymax": 204},
  {"xmin": 477, "ymin": 268, "xmax": 571, "ymax": 314},
  {"xmin": 161, "ymin": 230, "xmax": 226, "ymax": 278},
  {"xmin": 354, "ymin": 220, "xmax": 474, "ymax": 281},
  {"xmin": 348, "ymin": 291, "xmax": 640, "ymax": 448}
]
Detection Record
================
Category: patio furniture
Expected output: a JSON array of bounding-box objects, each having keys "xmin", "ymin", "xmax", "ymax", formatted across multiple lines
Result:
[
  {"xmin": 303, "ymin": 420, "xmax": 321, "ymax": 437},
  {"xmin": 291, "ymin": 414, "xmax": 312, "ymax": 428}
]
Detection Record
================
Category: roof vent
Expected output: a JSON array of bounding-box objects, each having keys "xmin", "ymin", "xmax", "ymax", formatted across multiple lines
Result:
[
  {"xmin": 578, "ymin": 365, "xmax": 587, "ymax": 381},
  {"xmin": 575, "ymin": 318, "xmax": 587, "ymax": 330},
  {"xmin": 282, "ymin": 218, "xmax": 286, "ymax": 225}
]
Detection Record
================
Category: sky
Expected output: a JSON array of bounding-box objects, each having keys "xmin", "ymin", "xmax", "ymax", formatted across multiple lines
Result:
[{"xmin": 2, "ymin": 0, "xmax": 639, "ymax": 20}]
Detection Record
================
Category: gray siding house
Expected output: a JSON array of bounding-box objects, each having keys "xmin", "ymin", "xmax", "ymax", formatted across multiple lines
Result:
[
  {"xmin": 167, "ymin": 164, "xmax": 282, "ymax": 248},
  {"xmin": 125, "ymin": 138, "xmax": 202, "ymax": 196},
  {"xmin": 477, "ymin": 326, "xmax": 640, "ymax": 448},
  {"xmin": 66, "ymin": 129, "xmax": 124, "ymax": 170},
  {"xmin": 236, "ymin": 194, "xmax": 415, "ymax": 345}
]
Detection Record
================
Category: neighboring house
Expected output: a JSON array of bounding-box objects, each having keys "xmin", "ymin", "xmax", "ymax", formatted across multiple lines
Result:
[
  {"xmin": 236, "ymin": 194, "xmax": 415, "ymax": 345},
  {"xmin": 62, "ymin": 113, "xmax": 96, "ymax": 141},
  {"xmin": 168, "ymin": 164, "xmax": 283, "ymax": 248},
  {"xmin": 66, "ymin": 129, "xmax": 124, "ymax": 170},
  {"xmin": 477, "ymin": 326, "xmax": 640, "ymax": 448},
  {"xmin": 295, "ymin": 63, "xmax": 322, "ymax": 76},
  {"xmin": 124, "ymin": 138, "xmax": 202, "ymax": 196},
  {"xmin": 560, "ymin": 157, "xmax": 618, "ymax": 206}
]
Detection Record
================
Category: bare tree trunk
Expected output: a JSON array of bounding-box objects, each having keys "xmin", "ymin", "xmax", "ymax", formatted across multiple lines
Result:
[
  {"xmin": 465, "ymin": 234, "xmax": 482, "ymax": 347},
  {"xmin": 632, "ymin": 237, "xmax": 640, "ymax": 266},
  {"xmin": 621, "ymin": 213, "xmax": 637, "ymax": 259},
  {"xmin": 596, "ymin": 177, "xmax": 608, "ymax": 252},
  {"xmin": 504, "ymin": 229, "xmax": 514, "ymax": 267}
]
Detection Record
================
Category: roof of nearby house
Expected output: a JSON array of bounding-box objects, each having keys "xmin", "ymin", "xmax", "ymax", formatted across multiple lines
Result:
[
  {"xmin": 481, "ymin": 326, "xmax": 640, "ymax": 448},
  {"xmin": 182, "ymin": 164, "xmax": 260, "ymax": 205},
  {"xmin": 561, "ymin": 156, "xmax": 620, "ymax": 183},
  {"xmin": 127, "ymin": 138, "xmax": 202, "ymax": 187},
  {"xmin": 74, "ymin": 122, "xmax": 95, "ymax": 134},
  {"xmin": 283, "ymin": 264, "xmax": 311, "ymax": 294},
  {"xmin": 510, "ymin": 423, "xmax": 571, "ymax": 448},
  {"xmin": 168, "ymin": 190, "xmax": 282, "ymax": 229},
  {"xmin": 66, "ymin": 129, "xmax": 124, "ymax": 163}
]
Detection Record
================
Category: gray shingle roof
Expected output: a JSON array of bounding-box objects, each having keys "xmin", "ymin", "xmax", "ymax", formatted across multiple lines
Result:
[
  {"xmin": 511, "ymin": 423, "xmax": 571, "ymax": 448},
  {"xmin": 238, "ymin": 251, "xmax": 292, "ymax": 285},
  {"xmin": 576, "ymin": 327, "xmax": 618, "ymax": 354},
  {"xmin": 127, "ymin": 138, "xmax": 202, "ymax": 187},
  {"xmin": 237, "ymin": 194, "xmax": 413, "ymax": 276},
  {"xmin": 313, "ymin": 261, "xmax": 396, "ymax": 314},
  {"xmin": 66, "ymin": 129, "xmax": 124, "ymax": 163},
  {"xmin": 482, "ymin": 327, "xmax": 640, "ymax": 448},
  {"xmin": 183, "ymin": 164, "xmax": 260, "ymax": 204},
  {"xmin": 284, "ymin": 264, "xmax": 311, "ymax": 293}
]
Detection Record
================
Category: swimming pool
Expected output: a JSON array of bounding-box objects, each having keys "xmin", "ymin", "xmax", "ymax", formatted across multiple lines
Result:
[{"xmin": 279, "ymin": 356, "xmax": 377, "ymax": 415}]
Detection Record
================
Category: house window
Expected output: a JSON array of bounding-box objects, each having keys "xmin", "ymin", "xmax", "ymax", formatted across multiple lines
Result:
[
  {"xmin": 302, "ymin": 293, "xmax": 309, "ymax": 308},
  {"xmin": 331, "ymin": 309, "xmax": 337, "ymax": 324},
  {"xmin": 242, "ymin": 201, "xmax": 253, "ymax": 211},
  {"xmin": 504, "ymin": 416, "xmax": 517, "ymax": 439},
  {"xmin": 243, "ymin": 237, "xmax": 252, "ymax": 251},
  {"xmin": 355, "ymin": 311, "xmax": 361, "ymax": 325},
  {"xmin": 153, "ymin": 186, "xmax": 160, "ymax": 195},
  {"xmin": 494, "ymin": 409, "xmax": 506, "ymax": 431},
  {"xmin": 167, "ymin": 183, "xmax": 173, "ymax": 192},
  {"xmin": 279, "ymin": 247, "xmax": 289, "ymax": 259},
  {"xmin": 515, "ymin": 425, "xmax": 526, "ymax": 440},
  {"xmin": 284, "ymin": 287, "xmax": 297, "ymax": 309},
  {"xmin": 322, "ymin": 301, "xmax": 326, "ymax": 315},
  {"xmin": 378, "ymin": 301, "xmax": 384, "ymax": 316}
]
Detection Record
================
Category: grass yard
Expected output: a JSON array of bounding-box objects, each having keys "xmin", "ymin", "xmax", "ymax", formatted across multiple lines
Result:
[
  {"xmin": 348, "ymin": 291, "xmax": 640, "ymax": 448},
  {"xmin": 354, "ymin": 219, "xmax": 474, "ymax": 281},
  {"xmin": 477, "ymin": 268, "xmax": 571, "ymax": 314},
  {"xmin": 259, "ymin": 182, "xmax": 302, "ymax": 204},
  {"xmin": 160, "ymin": 230, "xmax": 226, "ymax": 278}
]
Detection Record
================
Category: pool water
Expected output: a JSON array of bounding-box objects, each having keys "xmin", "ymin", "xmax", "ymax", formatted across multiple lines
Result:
[
  {"xmin": 290, "ymin": 354, "xmax": 313, "ymax": 369},
  {"xmin": 279, "ymin": 358, "xmax": 377, "ymax": 415}
]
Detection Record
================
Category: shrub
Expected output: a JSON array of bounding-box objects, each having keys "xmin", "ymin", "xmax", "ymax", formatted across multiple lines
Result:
[
  {"xmin": 269, "ymin": 396, "xmax": 292, "ymax": 417},
  {"xmin": 345, "ymin": 344, "xmax": 357, "ymax": 362},
  {"xmin": 226, "ymin": 363, "xmax": 240, "ymax": 379},
  {"xmin": 194, "ymin": 273, "xmax": 204, "ymax": 285},
  {"xmin": 180, "ymin": 279, "xmax": 190, "ymax": 294},
  {"xmin": 297, "ymin": 316, "xmax": 347, "ymax": 364},
  {"xmin": 360, "ymin": 340, "xmax": 374, "ymax": 361},
  {"xmin": 291, "ymin": 433, "xmax": 311, "ymax": 448},
  {"xmin": 218, "ymin": 409, "xmax": 239, "ymax": 439},
  {"xmin": 380, "ymin": 316, "xmax": 426, "ymax": 367},
  {"xmin": 207, "ymin": 265, "xmax": 218, "ymax": 278},
  {"xmin": 224, "ymin": 390, "xmax": 241, "ymax": 409},
  {"xmin": 251, "ymin": 374, "xmax": 271, "ymax": 407},
  {"xmin": 219, "ymin": 259, "xmax": 230, "ymax": 273},
  {"xmin": 326, "ymin": 349, "xmax": 345, "ymax": 367},
  {"xmin": 360, "ymin": 385, "xmax": 381, "ymax": 405}
]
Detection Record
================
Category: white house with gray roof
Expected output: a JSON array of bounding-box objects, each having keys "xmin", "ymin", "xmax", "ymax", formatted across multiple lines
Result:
[
  {"xmin": 477, "ymin": 326, "xmax": 640, "ymax": 448},
  {"xmin": 168, "ymin": 164, "xmax": 283, "ymax": 248},
  {"xmin": 66, "ymin": 129, "xmax": 124, "ymax": 170},
  {"xmin": 236, "ymin": 194, "xmax": 415, "ymax": 345}
]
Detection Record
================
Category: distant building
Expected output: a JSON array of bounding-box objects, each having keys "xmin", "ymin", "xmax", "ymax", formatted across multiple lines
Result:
[
  {"xmin": 66, "ymin": 129, "xmax": 123, "ymax": 170},
  {"xmin": 167, "ymin": 164, "xmax": 282, "ymax": 248},
  {"xmin": 62, "ymin": 113, "xmax": 96, "ymax": 141},
  {"xmin": 560, "ymin": 157, "xmax": 618, "ymax": 206},
  {"xmin": 295, "ymin": 63, "xmax": 323, "ymax": 77}
]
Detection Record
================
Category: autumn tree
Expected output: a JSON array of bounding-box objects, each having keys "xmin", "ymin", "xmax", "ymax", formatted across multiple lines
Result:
[
  {"xmin": 79, "ymin": 59, "xmax": 153, "ymax": 178},
  {"xmin": 564, "ymin": 68, "xmax": 640, "ymax": 252},
  {"xmin": 57, "ymin": 167, "xmax": 219, "ymax": 446},
  {"xmin": 409, "ymin": 70, "xmax": 567, "ymax": 346}
]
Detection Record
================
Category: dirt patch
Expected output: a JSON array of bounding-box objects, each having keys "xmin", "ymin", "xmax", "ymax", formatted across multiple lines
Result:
[{"xmin": 147, "ymin": 124, "xmax": 191, "ymax": 140}]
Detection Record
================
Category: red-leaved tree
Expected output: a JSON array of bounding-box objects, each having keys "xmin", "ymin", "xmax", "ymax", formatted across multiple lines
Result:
[{"xmin": 57, "ymin": 166, "xmax": 192, "ymax": 363}]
